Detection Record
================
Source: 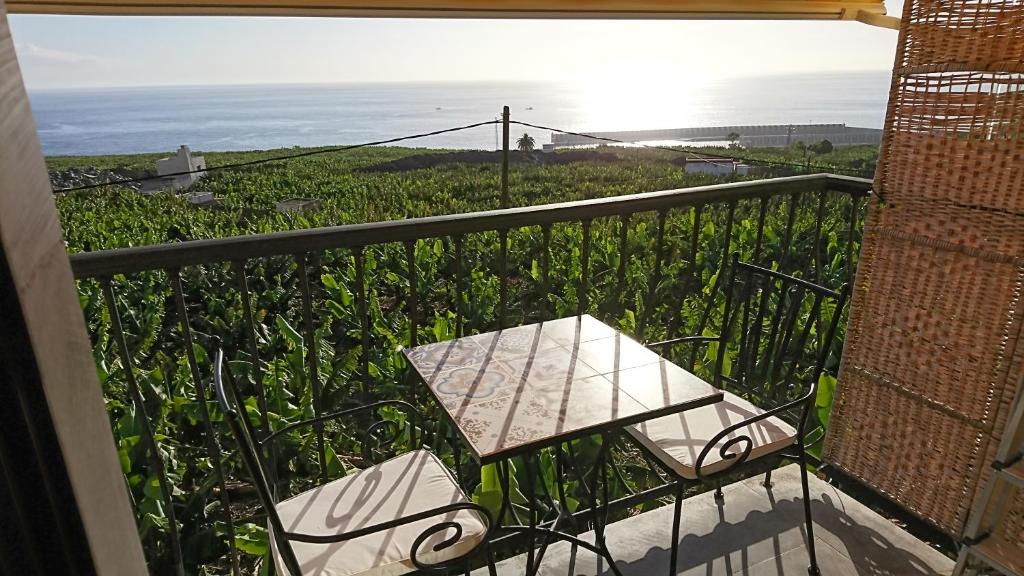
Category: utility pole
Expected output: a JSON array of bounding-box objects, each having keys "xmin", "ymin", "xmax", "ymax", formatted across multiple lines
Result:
[
  {"xmin": 498, "ymin": 105, "xmax": 510, "ymax": 328},
  {"xmin": 501, "ymin": 105, "xmax": 510, "ymax": 209}
]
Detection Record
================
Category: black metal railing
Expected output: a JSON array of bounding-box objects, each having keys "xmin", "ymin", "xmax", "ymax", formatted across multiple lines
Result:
[{"xmin": 70, "ymin": 173, "xmax": 871, "ymax": 575}]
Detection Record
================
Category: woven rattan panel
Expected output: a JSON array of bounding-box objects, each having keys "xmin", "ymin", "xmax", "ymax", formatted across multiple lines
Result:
[
  {"xmin": 994, "ymin": 347, "xmax": 1024, "ymax": 543},
  {"xmin": 824, "ymin": 0, "xmax": 1024, "ymax": 536},
  {"xmin": 1001, "ymin": 491, "xmax": 1024, "ymax": 544}
]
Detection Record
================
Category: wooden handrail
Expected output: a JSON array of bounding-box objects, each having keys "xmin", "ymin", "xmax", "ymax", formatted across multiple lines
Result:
[{"xmin": 68, "ymin": 173, "xmax": 871, "ymax": 279}]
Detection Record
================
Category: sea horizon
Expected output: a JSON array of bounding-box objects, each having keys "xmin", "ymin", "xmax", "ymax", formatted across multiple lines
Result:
[{"xmin": 29, "ymin": 72, "xmax": 891, "ymax": 156}]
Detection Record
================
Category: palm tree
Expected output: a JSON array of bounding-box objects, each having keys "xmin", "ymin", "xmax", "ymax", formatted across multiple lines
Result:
[
  {"xmin": 792, "ymin": 140, "xmax": 808, "ymax": 160},
  {"xmin": 516, "ymin": 133, "xmax": 536, "ymax": 152}
]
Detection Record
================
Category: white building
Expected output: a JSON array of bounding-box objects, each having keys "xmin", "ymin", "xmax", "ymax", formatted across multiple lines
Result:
[
  {"xmin": 184, "ymin": 191, "xmax": 216, "ymax": 206},
  {"xmin": 683, "ymin": 157, "xmax": 751, "ymax": 177},
  {"xmin": 276, "ymin": 198, "xmax": 322, "ymax": 213},
  {"xmin": 156, "ymin": 145, "xmax": 206, "ymax": 190}
]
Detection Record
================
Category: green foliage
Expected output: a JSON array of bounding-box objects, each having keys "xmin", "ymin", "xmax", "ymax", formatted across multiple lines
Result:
[
  {"xmin": 810, "ymin": 139, "xmax": 834, "ymax": 155},
  {"xmin": 54, "ymin": 144, "xmax": 869, "ymax": 574}
]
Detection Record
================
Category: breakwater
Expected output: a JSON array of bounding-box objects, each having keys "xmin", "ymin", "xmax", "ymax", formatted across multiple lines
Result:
[{"xmin": 549, "ymin": 124, "xmax": 882, "ymax": 148}]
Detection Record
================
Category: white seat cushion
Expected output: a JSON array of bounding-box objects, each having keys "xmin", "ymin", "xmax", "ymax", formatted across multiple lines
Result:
[
  {"xmin": 627, "ymin": 391, "xmax": 797, "ymax": 480},
  {"xmin": 272, "ymin": 450, "xmax": 487, "ymax": 576}
]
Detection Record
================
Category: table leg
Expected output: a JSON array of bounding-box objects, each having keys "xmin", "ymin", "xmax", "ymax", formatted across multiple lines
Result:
[
  {"xmin": 521, "ymin": 446, "xmax": 569, "ymax": 575},
  {"xmin": 497, "ymin": 459, "xmax": 525, "ymax": 526},
  {"xmin": 554, "ymin": 445, "xmax": 581, "ymax": 532},
  {"xmin": 593, "ymin": 432, "xmax": 625, "ymax": 576},
  {"xmin": 497, "ymin": 459, "xmax": 512, "ymax": 528},
  {"xmin": 523, "ymin": 453, "xmax": 538, "ymax": 575},
  {"xmin": 450, "ymin": 424, "xmax": 465, "ymax": 487},
  {"xmin": 493, "ymin": 438, "xmax": 625, "ymax": 576},
  {"xmin": 486, "ymin": 542, "xmax": 498, "ymax": 576}
]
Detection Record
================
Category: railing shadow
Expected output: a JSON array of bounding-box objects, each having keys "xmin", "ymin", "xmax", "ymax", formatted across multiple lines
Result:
[{"xmin": 578, "ymin": 483, "xmax": 944, "ymax": 576}]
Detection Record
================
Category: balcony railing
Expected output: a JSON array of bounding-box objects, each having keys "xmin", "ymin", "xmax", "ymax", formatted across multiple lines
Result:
[{"xmin": 69, "ymin": 173, "xmax": 872, "ymax": 575}]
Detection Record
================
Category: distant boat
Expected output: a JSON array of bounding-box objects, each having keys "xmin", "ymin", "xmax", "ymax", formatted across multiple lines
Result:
[
  {"xmin": 525, "ymin": 106, "xmax": 534, "ymax": 110},
  {"xmin": 435, "ymin": 106, "xmax": 442, "ymax": 110}
]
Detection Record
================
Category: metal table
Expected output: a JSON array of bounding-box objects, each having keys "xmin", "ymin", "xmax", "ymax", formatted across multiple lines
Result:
[{"xmin": 405, "ymin": 314, "xmax": 723, "ymax": 575}]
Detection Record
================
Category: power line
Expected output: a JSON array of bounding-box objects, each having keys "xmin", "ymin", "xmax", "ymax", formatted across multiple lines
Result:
[
  {"xmin": 53, "ymin": 116, "xmax": 872, "ymax": 194},
  {"xmin": 53, "ymin": 119, "xmax": 501, "ymax": 193},
  {"xmin": 508, "ymin": 120, "xmax": 874, "ymax": 178}
]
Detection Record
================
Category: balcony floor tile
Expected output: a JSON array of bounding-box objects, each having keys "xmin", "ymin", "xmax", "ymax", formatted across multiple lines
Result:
[{"xmin": 480, "ymin": 464, "xmax": 952, "ymax": 575}]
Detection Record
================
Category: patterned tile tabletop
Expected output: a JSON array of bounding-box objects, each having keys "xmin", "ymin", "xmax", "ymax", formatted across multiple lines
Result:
[{"xmin": 405, "ymin": 315, "xmax": 723, "ymax": 463}]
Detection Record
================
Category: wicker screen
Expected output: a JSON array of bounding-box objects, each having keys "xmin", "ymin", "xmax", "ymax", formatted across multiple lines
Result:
[{"xmin": 824, "ymin": 0, "xmax": 1024, "ymax": 536}]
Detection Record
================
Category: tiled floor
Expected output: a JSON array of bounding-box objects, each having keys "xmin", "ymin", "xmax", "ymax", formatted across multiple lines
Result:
[{"xmin": 482, "ymin": 464, "xmax": 954, "ymax": 575}]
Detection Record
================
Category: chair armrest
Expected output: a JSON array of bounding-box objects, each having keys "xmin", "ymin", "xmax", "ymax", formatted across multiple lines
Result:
[
  {"xmin": 693, "ymin": 390, "xmax": 814, "ymax": 481},
  {"xmin": 215, "ymin": 346, "xmax": 425, "ymax": 457},
  {"xmin": 284, "ymin": 501, "xmax": 494, "ymax": 571},
  {"xmin": 645, "ymin": 335, "xmax": 720, "ymax": 352},
  {"xmin": 261, "ymin": 400, "xmax": 423, "ymax": 450}
]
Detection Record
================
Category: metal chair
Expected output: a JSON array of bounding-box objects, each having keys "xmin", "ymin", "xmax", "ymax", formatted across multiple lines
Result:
[
  {"xmin": 627, "ymin": 255, "xmax": 850, "ymax": 576},
  {"xmin": 211, "ymin": 349, "xmax": 495, "ymax": 576}
]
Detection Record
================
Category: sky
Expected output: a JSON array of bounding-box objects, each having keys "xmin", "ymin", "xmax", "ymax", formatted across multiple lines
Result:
[{"xmin": 9, "ymin": 1, "xmax": 904, "ymax": 90}]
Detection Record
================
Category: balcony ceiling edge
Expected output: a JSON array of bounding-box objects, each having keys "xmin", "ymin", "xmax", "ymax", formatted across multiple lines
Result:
[{"xmin": 6, "ymin": 0, "xmax": 887, "ymax": 19}]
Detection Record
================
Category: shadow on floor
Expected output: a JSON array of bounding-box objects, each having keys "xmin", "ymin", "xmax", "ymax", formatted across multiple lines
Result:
[{"xmin": 584, "ymin": 487, "xmax": 945, "ymax": 576}]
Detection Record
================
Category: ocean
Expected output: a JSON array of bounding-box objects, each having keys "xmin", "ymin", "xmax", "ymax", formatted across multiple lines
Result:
[{"xmin": 28, "ymin": 71, "xmax": 891, "ymax": 156}]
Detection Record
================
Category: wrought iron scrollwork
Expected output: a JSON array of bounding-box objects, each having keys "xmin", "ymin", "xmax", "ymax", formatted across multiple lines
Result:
[
  {"xmin": 694, "ymin": 429, "xmax": 755, "ymax": 482},
  {"xmin": 360, "ymin": 415, "xmax": 405, "ymax": 463},
  {"xmin": 407, "ymin": 502, "xmax": 494, "ymax": 572},
  {"xmin": 260, "ymin": 399, "xmax": 425, "ymax": 468}
]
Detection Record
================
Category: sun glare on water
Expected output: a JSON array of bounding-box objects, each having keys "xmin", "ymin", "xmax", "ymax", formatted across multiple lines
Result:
[{"xmin": 569, "ymin": 60, "xmax": 717, "ymax": 132}]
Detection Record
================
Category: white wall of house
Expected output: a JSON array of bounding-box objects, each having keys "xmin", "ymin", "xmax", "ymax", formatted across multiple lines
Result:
[{"xmin": 156, "ymin": 145, "xmax": 206, "ymax": 189}]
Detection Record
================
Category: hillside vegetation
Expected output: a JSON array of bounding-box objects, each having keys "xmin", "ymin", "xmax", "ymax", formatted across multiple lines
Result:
[{"xmin": 52, "ymin": 144, "xmax": 876, "ymax": 252}]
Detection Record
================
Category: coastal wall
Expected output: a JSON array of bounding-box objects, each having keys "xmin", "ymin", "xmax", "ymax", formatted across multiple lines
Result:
[{"xmin": 550, "ymin": 123, "xmax": 883, "ymax": 148}]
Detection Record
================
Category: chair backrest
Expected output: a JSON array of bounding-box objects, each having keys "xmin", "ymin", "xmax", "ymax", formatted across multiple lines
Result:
[
  {"xmin": 212, "ymin": 349, "xmax": 304, "ymax": 576},
  {"xmin": 715, "ymin": 255, "xmax": 850, "ymax": 434}
]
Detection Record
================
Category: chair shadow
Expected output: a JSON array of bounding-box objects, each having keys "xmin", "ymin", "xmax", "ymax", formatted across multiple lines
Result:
[{"xmin": 580, "ymin": 484, "xmax": 945, "ymax": 576}]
